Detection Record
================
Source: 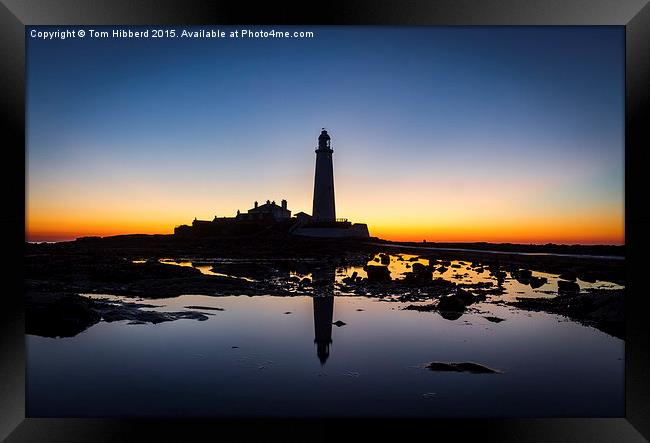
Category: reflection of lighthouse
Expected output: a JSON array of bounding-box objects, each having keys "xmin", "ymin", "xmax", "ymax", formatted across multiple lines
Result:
[
  {"xmin": 313, "ymin": 296, "xmax": 334, "ymax": 365},
  {"xmin": 312, "ymin": 129, "xmax": 336, "ymax": 222},
  {"xmin": 312, "ymin": 266, "xmax": 335, "ymax": 365}
]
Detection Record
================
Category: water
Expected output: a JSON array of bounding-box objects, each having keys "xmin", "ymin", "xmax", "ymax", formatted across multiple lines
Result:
[
  {"xmin": 27, "ymin": 291, "xmax": 624, "ymax": 417},
  {"xmin": 152, "ymin": 254, "xmax": 623, "ymax": 300}
]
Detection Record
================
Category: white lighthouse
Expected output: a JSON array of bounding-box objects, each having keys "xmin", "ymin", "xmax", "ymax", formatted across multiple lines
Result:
[{"xmin": 312, "ymin": 129, "xmax": 336, "ymax": 222}]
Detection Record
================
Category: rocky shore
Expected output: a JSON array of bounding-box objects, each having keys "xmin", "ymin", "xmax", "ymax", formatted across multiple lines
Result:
[{"xmin": 25, "ymin": 236, "xmax": 625, "ymax": 340}]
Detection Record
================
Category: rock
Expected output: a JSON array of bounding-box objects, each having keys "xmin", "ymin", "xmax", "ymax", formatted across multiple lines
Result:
[
  {"xmin": 406, "ymin": 262, "xmax": 433, "ymax": 281},
  {"xmin": 510, "ymin": 289, "xmax": 623, "ymax": 339},
  {"xmin": 411, "ymin": 262, "xmax": 427, "ymax": 272},
  {"xmin": 365, "ymin": 265, "xmax": 392, "ymax": 281},
  {"xmin": 288, "ymin": 276, "xmax": 301, "ymax": 283},
  {"xmin": 558, "ymin": 280, "xmax": 580, "ymax": 292},
  {"xmin": 518, "ymin": 269, "xmax": 532, "ymax": 279},
  {"xmin": 379, "ymin": 253, "xmax": 390, "ymax": 265},
  {"xmin": 98, "ymin": 303, "xmax": 210, "ymax": 323},
  {"xmin": 184, "ymin": 305, "xmax": 224, "ymax": 311},
  {"xmin": 484, "ymin": 316, "xmax": 505, "ymax": 323},
  {"xmin": 529, "ymin": 276, "xmax": 547, "ymax": 289},
  {"xmin": 283, "ymin": 311, "xmax": 292, "ymax": 314},
  {"xmin": 424, "ymin": 361, "xmax": 501, "ymax": 374},
  {"xmin": 437, "ymin": 266, "xmax": 448, "ymax": 273},
  {"xmin": 511, "ymin": 269, "xmax": 533, "ymax": 284},
  {"xmin": 332, "ymin": 320, "xmax": 346, "ymax": 327},
  {"xmin": 580, "ymin": 273, "xmax": 598, "ymax": 283},
  {"xmin": 454, "ymin": 288, "xmax": 475, "ymax": 305},
  {"xmin": 437, "ymin": 295, "xmax": 466, "ymax": 312},
  {"xmin": 404, "ymin": 303, "xmax": 437, "ymax": 312},
  {"xmin": 559, "ymin": 271, "xmax": 577, "ymax": 281},
  {"xmin": 26, "ymin": 290, "xmax": 215, "ymax": 338},
  {"xmin": 26, "ymin": 291, "xmax": 101, "ymax": 338},
  {"xmin": 209, "ymin": 262, "xmax": 278, "ymax": 279},
  {"xmin": 473, "ymin": 292, "xmax": 487, "ymax": 302},
  {"xmin": 342, "ymin": 271, "xmax": 359, "ymax": 284},
  {"xmin": 451, "ymin": 264, "xmax": 461, "ymax": 269}
]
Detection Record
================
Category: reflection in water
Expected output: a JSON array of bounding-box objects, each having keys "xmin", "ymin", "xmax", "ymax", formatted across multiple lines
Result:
[
  {"xmin": 150, "ymin": 254, "xmax": 624, "ymax": 302},
  {"xmin": 31, "ymin": 292, "xmax": 624, "ymax": 417},
  {"xmin": 313, "ymin": 297, "xmax": 334, "ymax": 365},
  {"xmin": 312, "ymin": 266, "xmax": 336, "ymax": 365}
]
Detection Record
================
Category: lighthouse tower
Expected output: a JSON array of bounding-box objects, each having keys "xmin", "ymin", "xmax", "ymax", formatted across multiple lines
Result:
[{"xmin": 312, "ymin": 129, "xmax": 336, "ymax": 222}]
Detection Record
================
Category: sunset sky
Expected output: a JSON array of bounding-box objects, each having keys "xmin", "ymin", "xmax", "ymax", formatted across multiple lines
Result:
[{"xmin": 26, "ymin": 26, "xmax": 624, "ymax": 244}]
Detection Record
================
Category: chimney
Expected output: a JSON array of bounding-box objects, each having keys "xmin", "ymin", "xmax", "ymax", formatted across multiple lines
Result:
[
  {"xmin": 281, "ymin": 199, "xmax": 287, "ymax": 210},
  {"xmin": 266, "ymin": 199, "xmax": 270, "ymax": 204},
  {"xmin": 254, "ymin": 201, "xmax": 258, "ymax": 208}
]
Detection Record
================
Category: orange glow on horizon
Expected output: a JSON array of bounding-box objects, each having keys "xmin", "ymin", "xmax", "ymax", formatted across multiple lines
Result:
[
  {"xmin": 26, "ymin": 213, "xmax": 624, "ymax": 245},
  {"xmin": 26, "ymin": 174, "xmax": 624, "ymax": 245}
]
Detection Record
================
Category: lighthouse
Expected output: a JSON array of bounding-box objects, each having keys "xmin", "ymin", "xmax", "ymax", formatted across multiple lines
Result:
[
  {"xmin": 293, "ymin": 128, "xmax": 369, "ymax": 238},
  {"xmin": 312, "ymin": 129, "xmax": 336, "ymax": 222}
]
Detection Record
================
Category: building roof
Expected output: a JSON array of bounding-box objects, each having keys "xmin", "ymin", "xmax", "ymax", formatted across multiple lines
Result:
[{"xmin": 249, "ymin": 202, "xmax": 285, "ymax": 212}]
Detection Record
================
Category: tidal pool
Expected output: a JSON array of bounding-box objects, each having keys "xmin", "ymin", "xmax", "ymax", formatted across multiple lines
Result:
[
  {"xmin": 27, "ymin": 292, "xmax": 624, "ymax": 417},
  {"xmin": 148, "ymin": 253, "xmax": 624, "ymax": 300}
]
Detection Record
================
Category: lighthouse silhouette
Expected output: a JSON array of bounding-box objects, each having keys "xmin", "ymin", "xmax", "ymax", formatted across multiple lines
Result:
[
  {"xmin": 292, "ymin": 128, "xmax": 369, "ymax": 238},
  {"xmin": 312, "ymin": 128, "xmax": 336, "ymax": 222}
]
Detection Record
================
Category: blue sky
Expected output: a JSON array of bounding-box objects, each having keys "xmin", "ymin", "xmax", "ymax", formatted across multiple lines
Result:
[{"xmin": 26, "ymin": 26, "xmax": 624, "ymax": 243}]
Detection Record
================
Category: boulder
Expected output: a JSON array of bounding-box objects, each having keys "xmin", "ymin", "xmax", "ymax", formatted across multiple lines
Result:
[
  {"xmin": 529, "ymin": 276, "xmax": 547, "ymax": 289},
  {"xmin": 558, "ymin": 280, "xmax": 580, "ymax": 293},
  {"xmin": 425, "ymin": 361, "xmax": 501, "ymax": 374},
  {"xmin": 559, "ymin": 271, "xmax": 577, "ymax": 281},
  {"xmin": 455, "ymin": 288, "xmax": 476, "ymax": 305},
  {"xmin": 518, "ymin": 269, "xmax": 532, "ymax": 279},
  {"xmin": 437, "ymin": 294, "xmax": 466, "ymax": 312},
  {"xmin": 365, "ymin": 265, "xmax": 392, "ymax": 281}
]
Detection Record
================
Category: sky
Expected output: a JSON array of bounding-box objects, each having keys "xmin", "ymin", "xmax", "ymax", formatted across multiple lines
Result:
[{"xmin": 26, "ymin": 26, "xmax": 624, "ymax": 244}]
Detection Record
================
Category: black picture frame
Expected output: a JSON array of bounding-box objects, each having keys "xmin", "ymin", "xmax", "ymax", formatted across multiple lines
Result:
[{"xmin": 2, "ymin": 0, "xmax": 649, "ymax": 441}]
